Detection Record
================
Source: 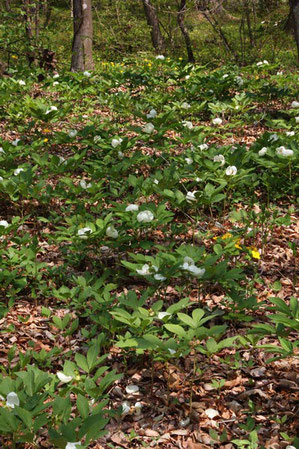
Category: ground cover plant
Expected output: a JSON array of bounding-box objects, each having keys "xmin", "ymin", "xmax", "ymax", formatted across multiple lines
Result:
[{"xmin": 0, "ymin": 57, "xmax": 298, "ymax": 449}]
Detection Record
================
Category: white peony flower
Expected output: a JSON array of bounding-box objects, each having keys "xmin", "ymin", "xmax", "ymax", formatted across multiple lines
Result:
[
  {"xmin": 0, "ymin": 147, "xmax": 5, "ymax": 154},
  {"xmin": 12, "ymin": 139, "xmax": 20, "ymax": 146},
  {"xmin": 185, "ymin": 75, "xmax": 190, "ymax": 80},
  {"xmin": 80, "ymin": 179, "xmax": 92, "ymax": 189},
  {"xmin": 146, "ymin": 109, "xmax": 157, "ymax": 119},
  {"xmin": 199, "ymin": 143, "xmax": 209, "ymax": 151},
  {"xmin": 83, "ymin": 71, "xmax": 91, "ymax": 77},
  {"xmin": 276, "ymin": 146, "xmax": 294, "ymax": 157},
  {"xmin": 18, "ymin": 80, "xmax": 26, "ymax": 86},
  {"xmin": 6, "ymin": 392, "xmax": 20, "ymax": 408},
  {"xmin": 156, "ymin": 55, "xmax": 165, "ymax": 60},
  {"xmin": 125, "ymin": 204, "xmax": 139, "ymax": 212},
  {"xmin": 222, "ymin": 74, "xmax": 229, "ymax": 79},
  {"xmin": 112, "ymin": 138, "xmax": 123, "ymax": 148},
  {"xmin": 14, "ymin": 167, "xmax": 24, "ymax": 176},
  {"xmin": 125, "ymin": 384, "xmax": 139, "ymax": 394},
  {"xmin": 136, "ymin": 264, "xmax": 151, "ymax": 276},
  {"xmin": 258, "ymin": 147, "xmax": 268, "ymax": 156},
  {"xmin": 225, "ymin": 165, "xmax": 237, "ymax": 176},
  {"xmin": 263, "ymin": 60, "xmax": 269, "ymax": 65},
  {"xmin": 212, "ymin": 117, "xmax": 222, "ymax": 126},
  {"xmin": 286, "ymin": 131, "xmax": 295, "ymax": 137},
  {"xmin": 153, "ymin": 178, "xmax": 159, "ymax": 185},
  {"xmin": 45, "ymin": 105, "xmax": 57, "ymax": 115},
  {"xmin": 68, "ymin": 130, "xmax": 77, "ymax": 138},
  {"xmin": 213, "ymin": 154, "xmax": 225, "ymax": 166},
  {"xmin": 185, "ymin": 157, "xmax": 193, "ymax": 165},
  {"xmin": 143, "ymin": 122, "xmax": 155, "ymax": 134},
  {"xmin": 186, "ymin": 191, "xmax": 197, "ymax": 202},
  {"xmin": 182, "ymin": 102, "xmax": 191, "ymax": 109},
  {"xmin": 106, "ymin": 225, "xmax": 118, "ymax": 239},
  {"xmin": 57, "ymin": 372, "xmax": 73, "ymax": 383},
  {"xmin": 137, "ymin": 210, "xmax": 154, "ymax": 223},
  {"xmin": 0, "ymin": 220, "xmax": 9, "ymax": 228},
  {"xmin": 291, "ymin": 101, "xmax": 299, "ymax": 108},
  {"xmin": 77, "ymin": 227, "xmax": 92, "ymax": 238},
  {"xmin": 65, "ymin": 442, "xmax": 81, "ymax": 449},
  {"xmin": 0, "ymin": 176, "xmax": 3, "ymax": 181},
  {"xmin": 180, "ymin": 257, "xmax": 205, "ymax": 277},
  {"xmin": 182, "ymin": 121, "xmax": 193, "ymax": 130}
]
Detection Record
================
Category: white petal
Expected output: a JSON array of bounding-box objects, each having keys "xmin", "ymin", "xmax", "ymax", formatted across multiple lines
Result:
[{"xmin": 57, "ymin": 372, "xmax": 73, "ymax": 383}]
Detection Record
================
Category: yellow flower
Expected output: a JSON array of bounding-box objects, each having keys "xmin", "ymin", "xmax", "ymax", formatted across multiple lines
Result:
[
  {"xmin": 221, "ymin": 233, "xmax": 232, "ymax": 240},
  {"xmin": 43, "ymin": 129, "xmax": 51, "ymax": 134},
  {"xmin": 12, "ymin": 55, "xmax": 18, "ymax": 59},
  {"xmin": 179, "ymin": 57, "xmax": 183, "ymax": 60},
  {"xmin": 251, "ymin": 250, "xmax": 260, "ymax": 259},
  {"xmin": 43, "ymin": 138, "xmax": 48, "ymax": 143}
]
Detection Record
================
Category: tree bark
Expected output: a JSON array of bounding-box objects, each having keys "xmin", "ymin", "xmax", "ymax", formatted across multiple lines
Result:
[
  {"xmin": 142, "ymin": 0, "xmax": 165, "ymax": 53},
  {"xmin": 71, "ymin": 0, "xmax": 94, "ymax": 72},
  {"xmin": 289, "ymin": 0, "xmax": 299, "ymax": 59},
  {"xmin": 177, "ymin": 0, "xmax": 195, "ymax": 62}
]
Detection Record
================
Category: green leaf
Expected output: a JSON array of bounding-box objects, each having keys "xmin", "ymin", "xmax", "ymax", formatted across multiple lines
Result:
[
  {"xmin": 75, "ymin": 353, "xmax": 89, "ymax": 373},
  {"xmin": 164, "ymin": 324, "xmax": 186, "ymax": 337},
  {"xmin": 15, "ymin": 406, "xmax": 32, "ymax": 429},
  {"xmin": 77, "ymin": 394, "xmax": 89, "ymax": 419}
]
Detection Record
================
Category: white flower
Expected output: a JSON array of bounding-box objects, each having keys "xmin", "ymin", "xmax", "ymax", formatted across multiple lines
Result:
[
  {"xmin": 18, "ymin": 80, "xmax": 26, "ymax": 86},
  {"xmin": 295, "ymin": 116, "xmax": 299, "ymax": 123},
  {"xmin": 94, "ymin": 135, "xmax": 101, "ymax": 143},
  {"xmin": 222, "ymin": 74, "xmax": 229, "ymax": 79},
  {"xmin": 154, "ymin": 273, "xmax": 166, "ymax": 281},
  {"xmin": 153, "ymin": 178, "xmax": 159, "ymax": 185},
  {"xmin": 196, "ymin": 177, "xmax": 202, "ymax": 182},
  {"xmin": 53, "ymin": 73, "xmax": 59, "ymax": 79},
  {"xmin": 225, "ymin": 165, "xmax": 237, "ymax": 176},
  {"xmin": 286, "ymin": 131, "xmax": 295, "ymax": 137},
  {"xmin": 185, "ymin": 75, "xmax": 190, "ymax": 80},
  {"xmin": 12, "ymin": 139, "xmax": 20, "ymax": 146},
  {"xmin": 45, "ymin": 105, "xmax": 57, "ymax": 115},
  {"xmin": 77, "ymin": 227, "xmax": 92, "ymax": 238},
  {"xmin": 6, "ymin": 392, "xmax": 20, "ymax": 408},
  {"xmin": 121, "ymin": 401, "xmax": 131, "ymax": 415},
  {"xmin": 199, "ymin": 143, "xmax": 209, "ymax": 151},
  {"xmin": 180, "ymin": 256, "xmax": 194, "ymax": 268},
  {"xmin": 14, "ymin": 167, "xmax": 24, "ymax": 176},
  {"xmin": 256, "ymin": 61, "xmax": 263, "ymax": 66},
  {"xmin": 157, "ymin": 312, "xmax": 171, "ymax": 320},
  {"xmin": 83, "ymin": 71, "xmax": 91, "ymax": 77},
  {"xmin": 263, "ymin": 60, "xmax": 269, "ymax": 65},
  {"xmin": 146, "ymin": 109, "xmax": 157, "ymax": 119},
  {"xmin": 58, "ymin": 156, "xmax": 66, "ymax": 165},
  {"xmin": 80, "ymin": 179, "xmax": 91, "ymax": 189},
  {"xmin": 276, "ymin": 146, "xmax": 294, "ymax": 157},
  {"xmin": 112, "ymin": 138, "xmax": 123, "ymax": 148},
  {"xmin": 125, "ymin": 384, "xmax": 139, "ymax": 394},
  {"xmin": 0, "ymin": 220, "xmax": 9, "ymax": 228},
  {"xmin": 137, "ymin": 210, "xmax": 154, "ymax": 223},
  {"xmin": 125, "ymin": 204, "xmax": 139, "ymax": 212},
  {"xmin": 235, "ymin": 76, "xmax": 244, "ymax": 86},
  {"xmin": 182, "ymin": 102, "xmax": 191, "ymax": 109},
  {"xmin": 212, "ymin": 117, "xmax": 222, "ymax": 126},
  {"xmin": 106, "ymin": 225, "xmax": 118, "ymax": 239},
  {"xmin": 276, "ymin": 71, "xmax": 283, "ymax": 75},
  {"xmin": 57, "ymin": 372, "xmax": 73, "ymax": 383},
  {"xmin": 168, "ymin": 348, "xmax": 176, "ymax": 355},
  {"xmin": 213, "ymin": 154, "xmax": 225, "ymax": 166},
  {"xmin": 182, "ymin": 120, "xmax": 193, "ymax": 130},
  {"xmin": 258, "ymin": 147, "xmax": 268, "ymax": 156},
  {"xmin": 180, "ymin": 257, "xmax": 205, "ymax": 277},
  {"xmin": 68, "ymin": 130, "xmax": 77, "ymax": 138},
  {"xmin": 143, "ymin": 122, "xmax": 155, "ymax": 134},
  {"xmin": 65, "ymin": 442, "xmax": 81, "ymax": 449},
  {"xmin": 186, "ymin": 191, "xmax": 197, "ymax": 202},
  {"xmin": 156, "ymin": 55, "xmax": 165, "ymax": 60},
  {"xmin": 291, "ymin": 101, "xmax": 299, "ymax": 108},
  {"xmin": 185, "ymin": 157, "xmax": 193, "ymax": 165},
  {"xmin": 269, "ymin": 133, "xmax": 278, "ymax": 142},
  {"xmin": 134, "ymin": 401, "xmax": 142, "ymax": 415},
  {"xmin": 136, "ymin": 264, "xmax": 151, "ymax": 276},
  {"xmin": 53, "ymin": 81, "xmax": 59, "ymax": 86},
  {"xmin": 0, "ymin": 147, "xmax": 4, "ymax": 154},
  {"xmin": 286, "ymin": 446, "xmax": 296, "ymax": 449},
  {"xmin": 0, "ymin": 176, "xmax": 3, "ymax": 181}
]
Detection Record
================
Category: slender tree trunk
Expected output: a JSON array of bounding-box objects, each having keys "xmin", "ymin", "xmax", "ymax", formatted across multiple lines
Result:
[
  {"xmin": 142, "ymin": 0, "xmax": 165, "ymax": 53},
  {"xmin": 71, "ymin": 0, "xmax": 94, "ymax": 72},
  {"xmin": 289, "ymin": 0, "xmax": 299, "ymax": 59},
  {"xmin": 177, "ymin": 0, "xmax": 195, "ymax": 62}
]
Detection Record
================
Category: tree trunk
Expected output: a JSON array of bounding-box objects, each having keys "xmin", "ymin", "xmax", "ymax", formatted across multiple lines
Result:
[
  {"xmin": 71, "ymin": 0, "xmax": 94, "ymax": 72},
  {"xmin": 142, "ymin": 0, "xmax": 165, "ymax": 53},
  {"xmin": 177, "ymin": 0, "xmax": 195, "ymax": 62},
  {"xmin": 289, "ymin": 0, "xmax": 299, "ymax": 59}
]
